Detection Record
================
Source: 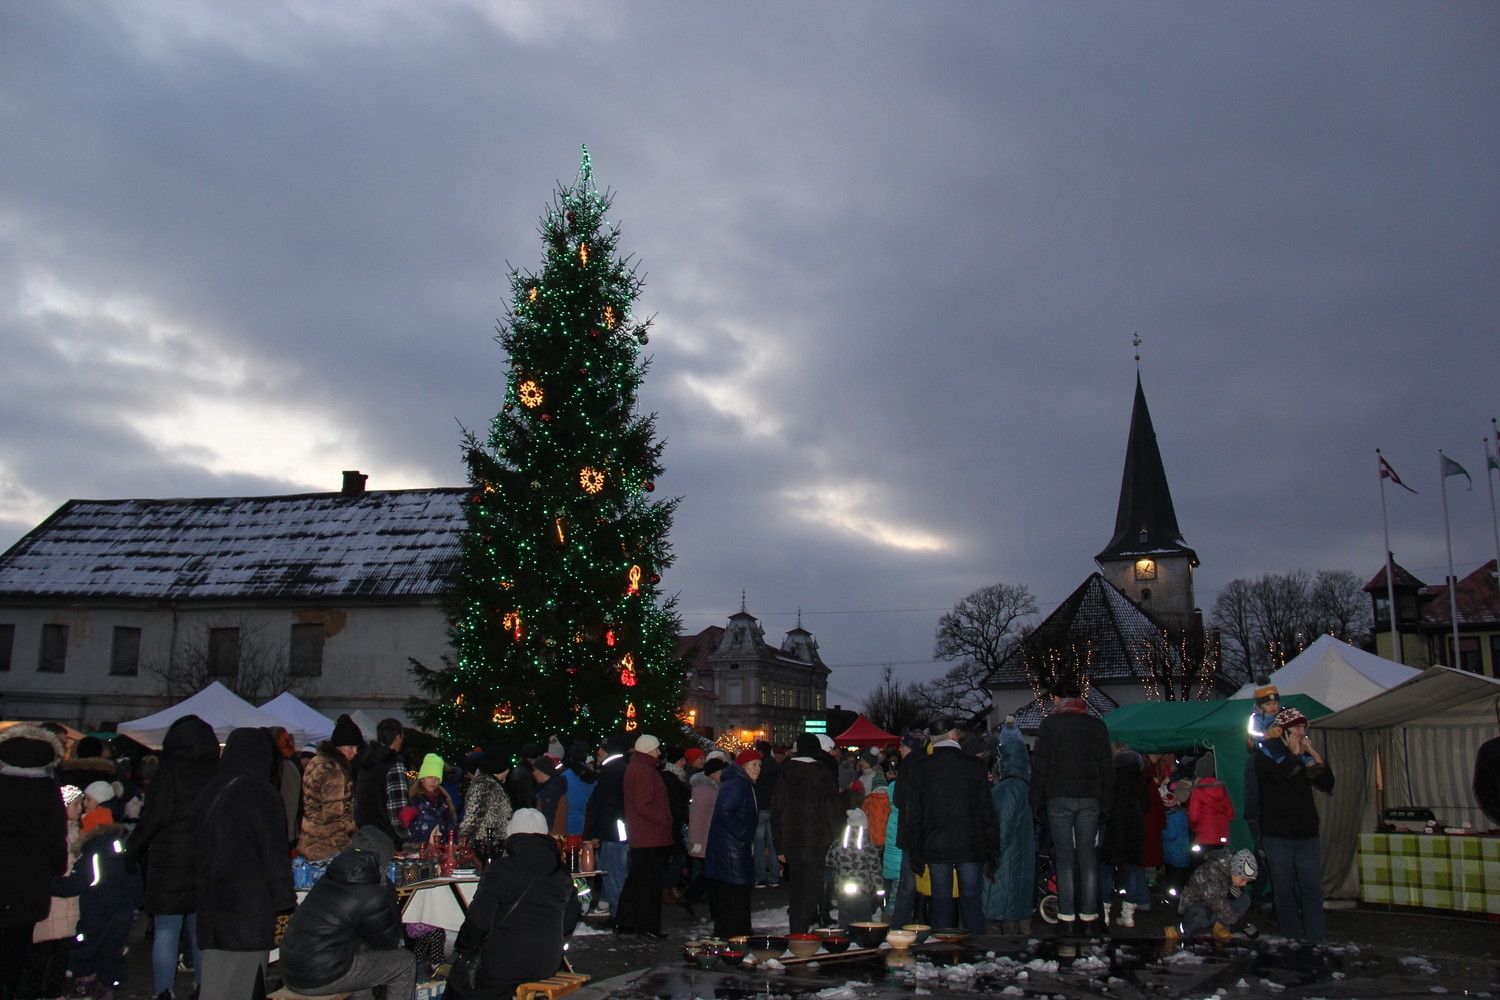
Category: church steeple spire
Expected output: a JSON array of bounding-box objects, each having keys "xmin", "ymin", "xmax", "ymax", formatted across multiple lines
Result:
[{"xmin": 1094, "ymin": 368, "xmax": 1199, "ymax": 630}]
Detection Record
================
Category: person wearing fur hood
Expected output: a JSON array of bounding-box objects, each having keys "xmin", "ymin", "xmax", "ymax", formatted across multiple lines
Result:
[{"xmin": 0, "ymin": 724, "xmax": 69, "ymax": 999}]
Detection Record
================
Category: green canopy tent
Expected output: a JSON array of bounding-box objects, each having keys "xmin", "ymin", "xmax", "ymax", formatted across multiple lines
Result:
[{"xmin": 1105, "ymin": 694, "xmax": 1332, "ymax": 851}]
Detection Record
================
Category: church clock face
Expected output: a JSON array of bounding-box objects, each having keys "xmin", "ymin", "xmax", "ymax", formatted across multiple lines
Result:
[{"xmin": 1134, "ymin": 558, "xmax": 1157, "ymax": 581}]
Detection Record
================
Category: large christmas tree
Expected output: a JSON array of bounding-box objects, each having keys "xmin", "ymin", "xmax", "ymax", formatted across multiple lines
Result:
[{"xmin": 413, "ymin": 149, "xmax": 683, "ymax": 754}]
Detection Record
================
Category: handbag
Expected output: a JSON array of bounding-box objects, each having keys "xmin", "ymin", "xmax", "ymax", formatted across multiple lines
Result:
[{"xmin": 450, "ymin": 876, "xmax": 537, "ymax": 992}]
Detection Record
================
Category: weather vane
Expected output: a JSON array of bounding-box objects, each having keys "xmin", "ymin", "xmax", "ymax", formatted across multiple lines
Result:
[{"xmin": 1133, "ymin": 332, "xmax": 1142, "ymax": 368}]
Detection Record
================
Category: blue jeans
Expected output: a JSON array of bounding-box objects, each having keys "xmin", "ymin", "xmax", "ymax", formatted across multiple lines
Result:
[
  {"xmin": 926, "ymin": 861, "xmax": 986, "ymax": 936},
  {"xmin": 600, "ymin": 841, "xmax": 630, "ymax": 914},
  {"xmin": 152, "ymin": 912, "xmax": 200, "ymax": 995},
  {"xmin": 1263, "ymin": 835, "xmax": 1326, "ymax": 943},
  {"xmin": 1180, "ymin": 891, "xmax": 1252, "ymax": 937},
  {"xmin": 1047, "ymin": 797, "xmax": 1101, "ymax": 920},
  {"xmin": 753, "ymin": 810, "xmax": 778, "ymax": 884},
  {"xmin": 888, "ymin": 854, "xmax": 917, "ymax": 927},
  {"xmin": 1098, "ymin": 863, "xmax": 1150, "ymax": 907}
]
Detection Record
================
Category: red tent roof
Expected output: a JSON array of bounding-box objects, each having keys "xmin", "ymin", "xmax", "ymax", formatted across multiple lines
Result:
[{"xmin": 833, "ymin": 714, "xmax": 899, "ymax": 745}]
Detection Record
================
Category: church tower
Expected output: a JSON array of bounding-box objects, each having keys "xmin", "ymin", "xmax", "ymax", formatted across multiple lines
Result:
[{"xmin": 1094, "ymin": 372, "xmax": 1199, "ymax": 631}]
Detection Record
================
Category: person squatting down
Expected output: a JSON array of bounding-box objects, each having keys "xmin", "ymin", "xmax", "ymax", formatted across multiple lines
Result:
[{"xmin": 1163, "ymin": 848, "xmax": 1260, "ymax": 948}]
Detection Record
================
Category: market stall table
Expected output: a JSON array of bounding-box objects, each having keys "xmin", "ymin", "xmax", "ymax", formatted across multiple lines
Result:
[{"xmin": 1358, "ymin": 832, "xmax": 1500, "ymax": 915}]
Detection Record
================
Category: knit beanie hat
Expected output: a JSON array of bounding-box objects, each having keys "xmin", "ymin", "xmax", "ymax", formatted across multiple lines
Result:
[
  {"xmin": 1253, "ymin": 679, "xmax": 1280, "ymax": 706},
  {"xmin": 845, "ymin": 808, "xmax": 867, "ymax": 829},
  {"xmin": 419, "ymin": 753, "xmax": 446, "ymax": 781},
  {"xmin": 507, "ymin": 807, "xmax": 549, "ymax": 837},
  {"xmin": 61, "ymin": 784, "xmax": 84, "ymax": 807},
  {"xmin": 871, "ymin": 771, "xmax": 889, "ymax": 790},
  {"xmin": 84, "ymin": 780, "xmax": 115, "ymax": 805},
  {"xmin": 634, "ymin": 734, "xmax": 660, "ymax": 754},
  {"xmin": 1194, "ymin": 752, "xmax": 1216, "ymax": 779},
  {"xmin": 1230, "ymin": 849, "xmax": 1259, "ymax": 879},
  {"xmin": 75, "ymin": 735, "xmax": 104, "ymax": 759},
  {"xmin": 1273, "ymin": 707, "xmax": 1308, "ymax": 730},
  {"xmin": 684, "ymin": 748, "xmax": 705, "ymax": 765},
  {"xmin": 794, "ymin": 733, "xmax": 822, "ymax": 755},
  {"xmin": 331, "ymin": 714, "xmax": 363, "ymax": 747},
  {"xmin": 735, "ymin": 748, "xmax": 762, "ymax": 766}
]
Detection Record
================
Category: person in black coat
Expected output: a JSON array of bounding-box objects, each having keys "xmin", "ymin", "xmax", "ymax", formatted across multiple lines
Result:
[
  {"xmin": 194, "ymin": 727, "xmax": 295, "ymax": 1000},
  {"xmin": 584, "ymin": 736, "xmax": 630, "ymax": 918},
  {"xmin": 903, "ymin": 719, "xmax": 999, "ymax": 937},
  {"xmin": 1030, "ymin": 682, "xmax": 1115, "ymax": 933},
  {"xmin": 771, "ymin": 733, "xmax": 844, "ymax": 934},
  {"xmin": 1098, "ymin": 745, "xmax": 1151, "ymax": 928},
  {"xmin": 126, "ymin": 713, "xmax": 221, "ymax": 1000},
  {"xmin": 51, "ymin": 822, "xmax": 144, "ymax": 999},
  {"xmin": 0, "ymin": 725, "xmax": 68, "ymax": 999},
  {"xmin": 449, "ymin": 809, "xmax": 581, "ymax": 1000},
  {"xmin": 278, "ymin": 825, "xmax": 416, "ymax": 999},
  {"xmin": 703, "ymin": 751, "xmax": 761, "ymax": 939}
]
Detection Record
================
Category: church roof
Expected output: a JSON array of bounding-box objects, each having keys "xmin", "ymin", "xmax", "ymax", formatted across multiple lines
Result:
[
  {"xmin": 989, "ymin": 573, "xmax": 1180, "ymax": 685},
  {"xmin": 1362, "ymin": 560, "xmax": 1428, "ymax": 592},
  {"xmin": 1095, "ymin": 374, "xmax": 1198, "ymax": 565},
  {"xmin": 0, "ymin": 488, "xmax": 467, "ymax": 601}
]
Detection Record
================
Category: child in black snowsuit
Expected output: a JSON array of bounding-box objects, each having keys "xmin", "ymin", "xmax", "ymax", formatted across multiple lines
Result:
[{"xmin": 52, "ymin": 822, "xmax": 143, "ymax": 1000}]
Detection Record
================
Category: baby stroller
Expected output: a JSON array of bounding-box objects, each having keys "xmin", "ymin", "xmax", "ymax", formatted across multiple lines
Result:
[{"xmin": 1035, "ymin": 849, "xmax": 1059, "ymax": 924}]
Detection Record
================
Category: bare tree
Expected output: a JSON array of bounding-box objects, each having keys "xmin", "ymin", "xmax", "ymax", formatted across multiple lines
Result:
[
  {"xmin": 1250, "ymin": 569, "xmax": 1312, "ymax": 668},
  {"xmin": 1210, "ymin": 577, "xmax": 1258, "ymax": 683},
  {"xmin": 909, "ymin": 659, "xmax": 996, "ymax": 724},
  {"xmin": 862, "ymin": 664, "xmax": 927, "ymax": 737},
  {"xmin": 934, "ymin": 583, "xmax": 1039, "ymax": 675},
  {"xmin": 1308, "ymin": 569, "xmax": 1373, "ymax": 645},
  {"xmin": 144, "ymin": 615, "xmax": 310, "ymax": 704}
]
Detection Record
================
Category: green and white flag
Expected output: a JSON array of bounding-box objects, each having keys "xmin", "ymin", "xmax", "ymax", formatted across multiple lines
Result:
[{"xmin": 1441, "ymin": 454, "xmax": 1472, "ymax": 489}]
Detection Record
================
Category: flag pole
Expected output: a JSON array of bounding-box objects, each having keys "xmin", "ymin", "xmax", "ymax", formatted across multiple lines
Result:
[
  {"xmin": 1439, "ymin": 448, "xmax": 1461, "ymax": 667},
  {"xmin": 1377, "ymin": 449, "xmax": 1402, "ymax": 663},
  {"xmin": 1488, "ymin": 422, "xmax": 1500, "ymax": 595}
]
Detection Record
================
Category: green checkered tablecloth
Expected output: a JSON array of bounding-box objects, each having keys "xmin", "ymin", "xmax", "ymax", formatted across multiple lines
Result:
[{"xmin": 1359, "ymin": 832, "xmax": 1500, "ymax": 913}]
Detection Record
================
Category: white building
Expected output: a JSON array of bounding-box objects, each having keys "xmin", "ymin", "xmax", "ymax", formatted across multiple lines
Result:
[{"xmin": 0, "ymin": 473, "xmax": 464, "ymax": 730}]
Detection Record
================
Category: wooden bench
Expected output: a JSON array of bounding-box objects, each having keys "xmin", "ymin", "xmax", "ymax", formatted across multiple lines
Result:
[
  {"xmin": 515, "ymin": 971, "xmax": 591, "ymax": 1000},
  {"xmin": 268, "ymin": 988, "xmax": 353, "ymax": 1000}
]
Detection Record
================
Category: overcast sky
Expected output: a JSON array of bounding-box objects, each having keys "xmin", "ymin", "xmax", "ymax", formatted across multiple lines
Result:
[{"xmin": 3, "ymin": 1, "xmax": 1497, "ymax": 707}]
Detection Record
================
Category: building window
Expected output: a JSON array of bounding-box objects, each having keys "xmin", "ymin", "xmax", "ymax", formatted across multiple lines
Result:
[
  {"xmin": 38, "ymin": 623, "xmax": 68, "ymax": 673},
  {"xmin": 0, "ymin": 624, "xmax": 13, "ymax": 671},
  {"xmin": 1448, "ymin": 635, "xmax": 1482, "ymax": 673},
  {"xmin": 208, "ymin": 627, "xmax": 240, "ymax": 679},
  {"xmin": 815, "ymin": 691, "xmax": 823, "ymax": 710},
  {"xmin": 110, "ymin": 626, "xmax": 141, "ymax": 676},
  {"xmin": 727, "ymin": 678, "xmax": 741, "ymax": 704},
  {"xmin": 290, "ymin": 623, "xmax": 325, "ymax": 677},
  {"xmin": 760, "ymin": 684, "xmax": 768, "ymax": 705}
]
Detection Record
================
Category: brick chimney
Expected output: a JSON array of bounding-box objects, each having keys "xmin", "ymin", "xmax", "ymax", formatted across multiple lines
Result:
[{"xmin": 341, "ymin": 470, "xmax": 368, "ymax": 495}]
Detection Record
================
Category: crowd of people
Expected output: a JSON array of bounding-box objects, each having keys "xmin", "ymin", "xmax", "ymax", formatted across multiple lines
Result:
[{"xmin": 0, "ymin": 679, "xmax": 1341, "ymax": 1000}]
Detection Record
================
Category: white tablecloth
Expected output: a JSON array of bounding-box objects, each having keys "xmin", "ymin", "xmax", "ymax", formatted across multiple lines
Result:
[{"xmin": 399, "ymin": 877, "xmax": 481, "ymax": 932}]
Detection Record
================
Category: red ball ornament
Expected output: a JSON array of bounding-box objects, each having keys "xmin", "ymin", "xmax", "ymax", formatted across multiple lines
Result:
[
  {"xmin": 566, "ymin": 210, "xmax": 576, "ymax": 223},
  {"xmin": 643, "ymin": 482, "xmax": 656, "ymax": 492},
  {"xmin": 541, "ymin": 413, "xmax": 552, "ymax": 422},
  {"xmin": 649, "ymin": 573, "xmax": 661, "ymax": 585}
]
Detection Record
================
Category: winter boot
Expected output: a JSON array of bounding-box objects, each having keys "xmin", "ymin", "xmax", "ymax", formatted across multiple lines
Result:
[
  {"xmin": 1211, "ymin": 921, "xmax": 1234, "ymax": 944},
  {"xmin": 1118, "ymin": 901, "xmax": 1137, "ymax": 928},
  {"xmin": 1101, "ymin": 901, "xmax": 1112, "ymax": 927},
  {"xmin": 70, "ymin": 975, "xmax": 97, "ymax": 998},
  {"xmin": 1161, "ymin": 924, "xmax": 1182, "ymax": 954}
]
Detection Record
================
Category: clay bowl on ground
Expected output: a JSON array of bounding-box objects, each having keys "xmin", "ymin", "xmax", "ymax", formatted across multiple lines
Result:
[
  {"xmin": 820, "ymin": 936, "xmax": 851, "ymax": 954},
  {"xmin": 847, "ymin": 922, "xmax": 890, "ymax": 949},
  {"xmin": 902, "ymin": 924, "xmax": 932, "ymax": 945},
  {"xmin": 929, "ymin": 928, "xmax": 970, "ymax": 944},
  {"xmin": 694, "ymin": 951, "xmax": 721, "ymax": 969},
  {"xmin": 885, "ymin": 928, "xmax": 918, "ymax": 950},
  {"xmin": 718, "ymin": 949, "xmax": 746, "ymax": 968},
  {"xmin": 742, "ymin": 935, "xmax": 788, "ymax": 963},
  {"xmin": 785, "ymin": 933, "xmax": 822, "ymax": 959},
  {"xmin": 682, "ymin": 941, "xmax": 708, "ymax": 963},
  {"xmin": 812, "ymin": 926, "xmax": 843, "ymax": 939}
]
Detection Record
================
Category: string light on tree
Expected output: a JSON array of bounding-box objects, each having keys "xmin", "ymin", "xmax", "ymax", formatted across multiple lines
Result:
[{"xmin": 409, "ymin": 147, "xmax": 684, "ymax": 753}]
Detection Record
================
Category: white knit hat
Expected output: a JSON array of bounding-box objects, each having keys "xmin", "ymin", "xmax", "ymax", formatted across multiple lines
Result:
[
  {"xmin": 83, "ymin": 780, "xmax": 114, "ymax": 805},
  {"xmin": 507, "ymin": 807, "xmax": 549, "ymax": 837},
  {"xmin": 634, "ymin": 734, "xmax": 661, "ymax": 754}
]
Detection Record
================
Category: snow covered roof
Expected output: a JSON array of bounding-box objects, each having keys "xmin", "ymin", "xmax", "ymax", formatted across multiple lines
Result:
[{"xmin": 0, "ymin": 488, "xmax": 468, "ymax": 602}]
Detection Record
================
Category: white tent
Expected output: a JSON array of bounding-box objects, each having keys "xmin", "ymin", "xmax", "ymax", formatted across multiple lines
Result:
[
  {"xmin": 118, "ymin": 681, "xmax": 306, "ymax": 749},
  {"xmin": 1233, "ymin": 634, "xmax": 1422, "ymax": 712},
  {"xmin": 260, "ymin": 692, "xmax": 336, "ymax": 747},
  {"xmin": 1310, "ymin": 666, "xmax": 1500, "ymax": 898}
]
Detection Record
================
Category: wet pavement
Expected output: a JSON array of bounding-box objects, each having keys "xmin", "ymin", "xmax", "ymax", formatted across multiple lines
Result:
[{"xmin": 102, "ymin": 883, "xmax": 1498, "ymax": 998}]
